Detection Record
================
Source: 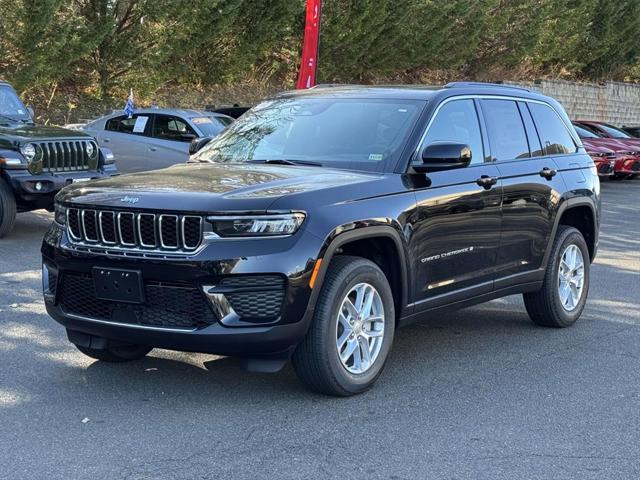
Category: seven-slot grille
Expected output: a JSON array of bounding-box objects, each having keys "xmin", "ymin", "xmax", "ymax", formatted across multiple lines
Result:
[
  {"xmin": 36, "ymin": 140, "xmax": 95, "ymax": 172},
  {"xmin": 67, "ymin": 208, "xmax": 203, "ymax": 252}
]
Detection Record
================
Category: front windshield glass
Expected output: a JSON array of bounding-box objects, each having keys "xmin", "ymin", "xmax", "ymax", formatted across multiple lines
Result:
[
  {"xmin": 193, "ymin": 97, "xmax": 425, "ymax": 172},
  {"xmin": 0, "ymin": 85, "xmax": 31, "ymax": 123},
  {"xmin": 573, "ymin": 124, "xmax": 599, "ymax": 138},
  {"xmin": 191, "ymin": 116, "xmax": 230, "ymax": 137},
  {"xmin": 598, "ymin": 123, "xmax": 632, "ymax": 139}
]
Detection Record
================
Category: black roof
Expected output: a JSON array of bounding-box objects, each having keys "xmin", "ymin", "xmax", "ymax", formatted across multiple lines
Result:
[{"xmin": 276, "ymin": 82, "xmax": 549, "ymax": 103}]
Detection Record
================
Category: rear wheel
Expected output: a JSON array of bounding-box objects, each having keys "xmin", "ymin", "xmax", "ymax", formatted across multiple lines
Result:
[
  {"xmin": 0, "ymin": 178, "xmax": 17, "ymax": 238},
  {"xmin": 75, "ymin": 343, "xmax": 152, "ymax": 362},
  {"xmin": 523, "ymin": 226, "xmax": 590, "ymax": 327},
  {"xmin": 293, "ymin": 256, "xmax": 395, "ymax": 396}
]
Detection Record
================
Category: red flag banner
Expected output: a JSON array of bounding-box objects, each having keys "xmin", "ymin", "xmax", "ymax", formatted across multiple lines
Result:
[{"xmin": 296, "ymin": 0, "xmax": 323, "ymax": 89}]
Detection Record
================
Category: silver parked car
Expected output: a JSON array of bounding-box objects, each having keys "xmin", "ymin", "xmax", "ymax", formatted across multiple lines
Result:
[{"xmin": 82, "ymin": 108, "xmax": 234, "ymax": 173}]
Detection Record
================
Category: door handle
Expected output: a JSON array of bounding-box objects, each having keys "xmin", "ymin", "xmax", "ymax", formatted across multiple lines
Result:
[
  {"xmin": 103, "ymin": 138, "xmax": 110, "ymax": 143},
  {"xmin": 149, "ymin": 146, "xmax": 157, "ymax": 152},
  {"xmin": 539, "ymin": 167, "xmax": 557, "ymax": 180},
  {"xmin": 476, "ymin": 175, "xmax": 498, "ymax": 189}
]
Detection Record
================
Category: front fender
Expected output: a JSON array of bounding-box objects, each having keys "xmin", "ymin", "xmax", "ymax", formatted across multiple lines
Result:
[{"xmin": 306, "ymin": 222, "xmax": 412, "ymax": 319}]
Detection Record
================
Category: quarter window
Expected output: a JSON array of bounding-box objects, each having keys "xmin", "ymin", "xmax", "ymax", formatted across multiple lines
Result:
[
  {"xmin": 481, "ymin": 100, "xmax": 530, "ymax": 161},
  {"xmin": 420, "ymin": 99, "xmax": 484, "ymax": 165},
  {"xmin": 528, "ymin": 103, "xmax": 577, "ymax": 155}
]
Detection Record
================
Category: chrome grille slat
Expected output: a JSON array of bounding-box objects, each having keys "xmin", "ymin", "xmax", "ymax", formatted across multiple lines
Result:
[
  {"xmin": 67, "ymin": 208, "xmax": 203, "ymax": 254},
  {"xmin": 38, "ymin": 140, "xmax": 93, "ymax": 173}
]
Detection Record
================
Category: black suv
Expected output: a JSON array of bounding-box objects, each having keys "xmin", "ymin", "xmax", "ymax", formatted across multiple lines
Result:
[
  {"xmin": 0, "ymin": 81, "xmax": 117, "ymax": 237},
  {"xmin": 42, "ymin": 83, "xmax": 600, "ymax": 396}
]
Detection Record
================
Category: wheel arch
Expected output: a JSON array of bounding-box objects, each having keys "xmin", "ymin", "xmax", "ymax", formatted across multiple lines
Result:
[
  {"xmin": 308, "ymin": 225, "xmax": 411, "ymax": 321},
  {"xmin": 544, "ymin": 197, "xmax": 598, "ymax": 266}
]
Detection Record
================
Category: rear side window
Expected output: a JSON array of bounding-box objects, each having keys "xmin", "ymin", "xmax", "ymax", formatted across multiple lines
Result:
[
  {"xmin": 528, "ymin": 103, "xmax": 577, "ymax": 155},
  {"xmin": 105, "ymin": 115, "xmax": 150, "ymax": 135},
  {"xmin": 420, "ymin": 99, "xmax": 484, "ymax": 165},
  {"xmin": 481, "ymin": 100, "xmax": 529, "ymax": 161}
]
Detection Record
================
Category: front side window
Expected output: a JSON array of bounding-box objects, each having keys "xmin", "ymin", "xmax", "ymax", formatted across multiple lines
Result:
[
  {"xmin": 528, "ymin": 103, "xmax": 577, "ymax": 155},
  {"xmin": 152, "ymin": 115, "xmax": 196, "ymax": 141},
  {"xmin": 481, "ymin": 100, "xmax": 530, "ymax": 161},
  {"xmin": 419, "ymin": 99, "xmax": 484, "ymax": 165},
  {"xmin": 193, "ymin": 97, "xmax": 424, "ymax": 172}
]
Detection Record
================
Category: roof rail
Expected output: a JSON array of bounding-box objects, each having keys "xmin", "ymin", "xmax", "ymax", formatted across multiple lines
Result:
[
  {"xmin": 310, "ymin": 83, "xmax": 354, "ymax": 89},
  {"xmin": 444, "ymin": 81, "xmax": 530, "ymax": 92}
]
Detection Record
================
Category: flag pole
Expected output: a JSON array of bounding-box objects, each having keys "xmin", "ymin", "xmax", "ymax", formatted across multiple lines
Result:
[{"xmin": 296, "ymin": 0, "xmax": 323, "ymax": 89}]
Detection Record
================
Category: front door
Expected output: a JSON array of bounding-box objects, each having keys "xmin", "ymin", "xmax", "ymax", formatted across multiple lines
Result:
[
  {"xmin": 147, "ymin": 114, "xmax": 195, "ymax": 170},
  {"xmin": 409, "ymin": 98, "xmax": 502, "ymax": 310}
]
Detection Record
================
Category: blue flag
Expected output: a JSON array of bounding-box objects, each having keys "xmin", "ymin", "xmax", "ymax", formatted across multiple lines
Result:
[{"xmin": 123, "ymin": 89, "xmax": 135, "ymax": 118}]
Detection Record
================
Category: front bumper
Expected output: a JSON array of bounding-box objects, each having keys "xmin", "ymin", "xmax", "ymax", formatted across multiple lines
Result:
[
  {"xmin": 613, "ymin": 156, "xmax": 640, "ymax": 175},
  {"xmin": 41, "ymin": 222, "xmax": 323, "ymax": 357},
  {"xmin": 4, "ymin": 165, "xmax": 118, "ymax": 210},
  {"xmin": 593, "ymin": 158, "xmax": 615, "ymax": 177}
]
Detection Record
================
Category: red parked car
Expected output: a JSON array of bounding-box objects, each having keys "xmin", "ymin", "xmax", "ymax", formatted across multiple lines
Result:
[{"xmin": 573, "ymin": 122, "xmax": 640, "ymax": 178}]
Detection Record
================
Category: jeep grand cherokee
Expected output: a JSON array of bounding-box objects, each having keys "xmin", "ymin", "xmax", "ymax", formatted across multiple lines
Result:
[{"xmin": 42, "ymin": 83, "xmax": 600, "ymax": 396}]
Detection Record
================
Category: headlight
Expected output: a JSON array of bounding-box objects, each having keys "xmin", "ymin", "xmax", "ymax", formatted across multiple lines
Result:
[
  {"xmin": 206, "ymin": 213, "xmax": 305, "ymax": 237},
  {"xmin": 20, "ymin": 143, "xmax": 37, "ymax": 162},
  {"xmin": 54, "ymin": 203, "xmax": 66, "ymax": 226},
  {"xmin": 86, "ymin": 142, "xmax": 96, "ymax": 158}
]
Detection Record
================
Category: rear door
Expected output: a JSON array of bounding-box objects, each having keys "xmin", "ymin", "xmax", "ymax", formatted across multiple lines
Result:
[
  {"xmin": 147, "ymin": 114, "xmax": 196, "ymax": 170},
  {"xmin": 99, "ymin": 114, "xmax": 152, "ymax": 174},
  {"xmin": 481, "ymin": 99, "xmax": 567, "ymax": 284},
  {"xmin": 410, "ymin": 98, "xmax": 502, "ymax": 310}
]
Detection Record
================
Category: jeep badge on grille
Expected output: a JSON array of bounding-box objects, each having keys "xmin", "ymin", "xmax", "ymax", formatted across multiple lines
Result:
[{"xmin": 120, "ymin": 196, "xmax": 139, "ymax": 204}]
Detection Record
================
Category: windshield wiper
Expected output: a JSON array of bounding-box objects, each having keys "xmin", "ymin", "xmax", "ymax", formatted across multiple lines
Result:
[
  {"xmin": 0, "ymin": 114, "xmax": 19, "ymax": 123},
  {"xmin": 248, "ymin": 159, "xmax": 322, "ymax": 167}
]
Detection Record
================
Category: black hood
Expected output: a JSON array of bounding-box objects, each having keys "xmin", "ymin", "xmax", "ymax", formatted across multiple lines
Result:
[
  {"xmin": 56, "ymin": 163, "xmax": 383, "ymax": 213},
  {"xmin": 0, "ymin": 124, "xmax": 92, "ymax": 149}
]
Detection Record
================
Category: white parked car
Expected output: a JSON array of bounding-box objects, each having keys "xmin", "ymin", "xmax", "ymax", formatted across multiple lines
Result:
[{"xmin": 82, "ymin": 108, "xmax": 233, "ymax": 173}]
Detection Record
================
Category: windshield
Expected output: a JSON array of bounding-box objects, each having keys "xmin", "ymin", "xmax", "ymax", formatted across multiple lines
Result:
[
  {"xmin": 573, "ymin": 124, "xmax": 599, "ymax": 138},
  {"xmin": 0, "ymin": 85, "xmax": 31, "ymax": 123},
  {"xmin": 193, "ymin": 97, "xmax": 424, "ymax": 172},
  {"xmin": 597, "ymin": 123, "xmax": 632, "ymax": 139},
  {"xmin": 191, "ymin": 116, "xmax": 232, "ymax": 137}
]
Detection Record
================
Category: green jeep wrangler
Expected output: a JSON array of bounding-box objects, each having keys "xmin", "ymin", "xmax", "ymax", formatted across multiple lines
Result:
[{"xmin": 0, "ymin": 81, "xmax": 117, "ymax": 237}]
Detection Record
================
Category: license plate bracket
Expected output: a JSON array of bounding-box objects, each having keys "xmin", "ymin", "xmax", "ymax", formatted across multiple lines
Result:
[{"xmin": 93, "ymin": 267, "xmax": 144, "ymax": 304}]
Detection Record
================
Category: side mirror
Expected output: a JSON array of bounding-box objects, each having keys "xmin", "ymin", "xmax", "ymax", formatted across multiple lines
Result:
[
  {"xmin": 27, "ymin": 106, "xmax": 35, "ymax": 119},
  {"xmin": 180, "ymin": 133, "xmax": 197, "ymax": 142},
  {"xmin": 189, "ymin": 136, "xmax": 214, "ymax": 155},
  {"xmin": 414, "ymin": 142, "xmax": 472, "ymax": 173}
]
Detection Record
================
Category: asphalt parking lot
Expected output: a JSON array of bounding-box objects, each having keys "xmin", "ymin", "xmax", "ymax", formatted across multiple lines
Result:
[{"xmin": 1, "ymin": 180, "xmax": 639, "ymax": 480}]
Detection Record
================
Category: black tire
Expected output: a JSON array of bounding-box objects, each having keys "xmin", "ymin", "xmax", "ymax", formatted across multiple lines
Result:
[
  {"xmin": 0, "ymin": 177, "xmax": 17, "ymax": 238},
  {"xmin": 523, "ymin": 226, "xmax": 590, "ymax": 327},
  {"xmin": 75, "ymin": 343, "xmax": 152, "ymax": 362},
  {"xmin": 292, "ymin": 255, "xmax": 395, "ymax": 396}
]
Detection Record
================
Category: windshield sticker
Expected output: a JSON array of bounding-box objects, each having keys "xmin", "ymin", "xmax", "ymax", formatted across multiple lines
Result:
[
  {"xmin": 368, "ymin": 153, "xmax": 384, "ymax": 161},
  {"xmin": 133, "ymin": 116, "xmax": 149, "ymax": 133}
]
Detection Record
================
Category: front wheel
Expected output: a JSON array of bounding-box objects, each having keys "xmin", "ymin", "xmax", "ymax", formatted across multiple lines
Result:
[
  {"xmin": 523, "ymin": 226, "xmax": 590, "ymax": 327},
  {"xmin": 0, "ymin": 178, "xmax": 17, "ymax": 238},
  {"xmin": 292, "ymin": 256, "xmax": 395, "ymax": 396}
]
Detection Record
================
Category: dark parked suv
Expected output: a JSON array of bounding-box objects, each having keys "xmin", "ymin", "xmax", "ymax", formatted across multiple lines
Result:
[
  {"xmin": 42, "ymin": 83, "xmax": 600, "ymax": 396},
  {"xmin": 0, "ymin": 81, "xmax": 117, "ymax": 237}
]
